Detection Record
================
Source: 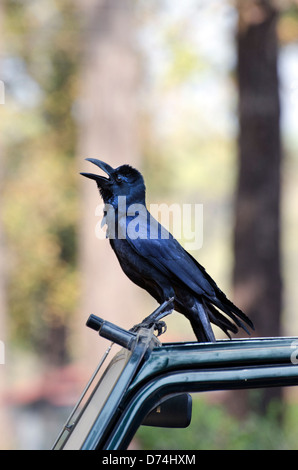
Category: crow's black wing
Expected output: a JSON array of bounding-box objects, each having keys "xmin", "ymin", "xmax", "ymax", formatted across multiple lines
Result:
[
  {"xmin": 126, "ymin": 230, "xmax": 215, "ymax": 298},
  {"xmin": 125, "ymin": 213, "xmax": 254, "ymax": 332}
]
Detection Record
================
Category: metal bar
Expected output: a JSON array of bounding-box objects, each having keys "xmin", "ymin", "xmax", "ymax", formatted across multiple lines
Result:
[{"xmin": 132, "ymin": 337, "xmax": 298, "ymax": 388}]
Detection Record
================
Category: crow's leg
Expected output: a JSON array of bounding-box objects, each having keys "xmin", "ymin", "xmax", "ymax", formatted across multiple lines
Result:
[
  {"xmin": 188, "ymin": 301, "xmax": 216, "ymax": 342},
  {"xmin": 143, "ymin": 297, "xmax": 175, "ymax": 322},
  {"xmin": 131, "ymin": 297, "xmax": 175, "ymax": 336}
]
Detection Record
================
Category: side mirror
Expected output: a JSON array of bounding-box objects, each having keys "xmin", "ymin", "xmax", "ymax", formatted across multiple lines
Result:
[{"xmin": 142, "ymin": 393, "xmax": 192, "ymax": 428}]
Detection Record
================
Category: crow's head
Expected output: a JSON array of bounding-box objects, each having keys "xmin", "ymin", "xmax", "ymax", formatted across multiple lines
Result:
[{"xmin": 81, "ymin": 158, "xmax": 146, "ymax": 206}]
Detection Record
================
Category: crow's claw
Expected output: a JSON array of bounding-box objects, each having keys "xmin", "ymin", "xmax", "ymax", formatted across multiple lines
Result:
[
  {"xmin": 130, "ymin": 320, "xmax": 167, "ymax": 336},
  {"xmin": 152, "ymin": 320, "xmax": 167, "ymax": 336}
]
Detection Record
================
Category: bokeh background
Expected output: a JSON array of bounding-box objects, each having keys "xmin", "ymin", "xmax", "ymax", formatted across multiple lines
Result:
[{"xmin": 0, "ymin": 0, "xmax": 298, "ymax": 449}]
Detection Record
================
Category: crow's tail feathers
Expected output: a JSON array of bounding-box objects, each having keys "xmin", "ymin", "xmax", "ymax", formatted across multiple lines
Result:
[{"xmin": 207, "ymin": 292, "xmax": 254, "ymax": 339}]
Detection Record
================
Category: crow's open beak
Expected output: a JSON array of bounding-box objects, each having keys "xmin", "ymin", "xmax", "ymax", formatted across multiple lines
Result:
[{"xmin": 80, "ymin": 158, "xmax": 114, "ymax": 184}]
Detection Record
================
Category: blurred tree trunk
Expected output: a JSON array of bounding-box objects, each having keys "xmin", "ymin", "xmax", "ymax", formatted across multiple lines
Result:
[
  {"xmin": 231, "ymin": 0, "xmax": 283, "ymax": 416},
  {"xmin": 75, "ymin": 0, "xmax": 143, "ymax": 368}
]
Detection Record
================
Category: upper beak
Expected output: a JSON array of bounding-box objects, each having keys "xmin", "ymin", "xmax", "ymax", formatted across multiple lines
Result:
[{"xmin": 80, "ymin": 158, "xmax": 114, "ymax": 184}]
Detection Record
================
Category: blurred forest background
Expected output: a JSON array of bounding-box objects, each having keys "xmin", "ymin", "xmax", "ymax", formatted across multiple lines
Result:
[{"xmin": 0, "ymin": 0, "xmax": 298, "ymax": 450}]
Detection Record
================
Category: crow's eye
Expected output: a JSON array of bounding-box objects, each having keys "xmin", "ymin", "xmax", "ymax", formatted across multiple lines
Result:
[{"xmin": 115, "ymin": 175, "xmax": 123, "ymax": 183}]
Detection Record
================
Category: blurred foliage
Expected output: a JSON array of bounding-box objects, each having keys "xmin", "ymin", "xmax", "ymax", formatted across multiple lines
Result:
[
  {"xmin": 278, "ymin": 4, "xmax": 298, "ymax": 43},
  {"xmin": 1, "ymin": 0, "xmax": 241, "ymax": 361},
  {"xmin": 136, "ymin": 394, "xmax": 298, "ymax": 450},
  {"xmin": 161, "ymin": 23, "xmax": 206, "ymax": 87},
  {"xmin": 2, "ymin": 0, "xmax": 80, "ymax": 359},
  {"xmin": 1, "ymin": 0, "xmax": 298, "ymax": 360}
]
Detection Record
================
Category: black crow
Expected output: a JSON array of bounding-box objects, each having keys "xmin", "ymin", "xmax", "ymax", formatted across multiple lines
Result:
[{"xmin": 81, "ymin": 158, "xmax": 254, "ymax": 342}]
